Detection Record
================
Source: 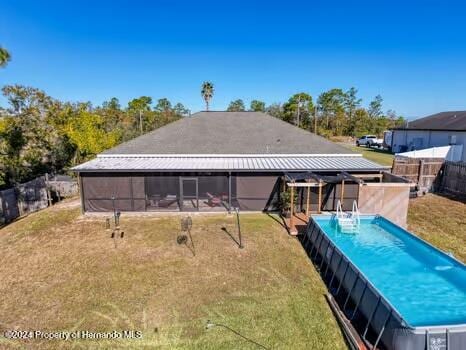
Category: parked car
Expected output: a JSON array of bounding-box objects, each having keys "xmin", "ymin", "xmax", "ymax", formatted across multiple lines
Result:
[{"xmin": 356, "ymin": 135, "xmax": 383, "ymax": 147}]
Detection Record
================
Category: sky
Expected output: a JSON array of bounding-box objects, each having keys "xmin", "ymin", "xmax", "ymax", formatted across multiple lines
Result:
[{"xmin": 1, "ymin": 0, "xmax": 466, "ymax": 119}]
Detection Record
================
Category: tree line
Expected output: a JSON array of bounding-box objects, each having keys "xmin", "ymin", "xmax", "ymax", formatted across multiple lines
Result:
[
  {"xmin": 0, "ymin": 85, "xmax": 188, "ymax": 188},
  {"xmin": 222, "ymin": 87, "xmax": 405, "ymax": 138},
  {"xmin": 0, "ymin": 52, "xmax": 404, "ymax": 189}
]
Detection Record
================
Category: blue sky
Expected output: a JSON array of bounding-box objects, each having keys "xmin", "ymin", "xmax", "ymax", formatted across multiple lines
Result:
[{"xmin": 1, "ymin": 0, "xmax": 466, "ymax": 118}]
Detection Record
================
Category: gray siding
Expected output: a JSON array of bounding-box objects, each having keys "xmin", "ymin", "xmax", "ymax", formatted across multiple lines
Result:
[{"xmin": 392, "ymin": 130, "xmax": 466, "ymax": 160}]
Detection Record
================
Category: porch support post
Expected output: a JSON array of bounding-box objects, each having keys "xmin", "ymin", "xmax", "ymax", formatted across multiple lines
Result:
[
  {"xmin": 228, "ymin": 172, "xmax": 232, "ymax": 213},
  {"xmin": 340, "ymin": 179, "xmax": 345, "ymax": 205},
  {"xmin": 318, "ymin": 182, "xmax": 322, "ymax": 214},
  {"xmin": 306, "ymin": 181, "xmax": 310, "ymax": 216},
  {"xmin": 290, "ymin": 185, "xmax": 294, "ymax": 230},
  {"xmin": 78, "ymin": 173, "xmax": 84, "ymax": 214}
]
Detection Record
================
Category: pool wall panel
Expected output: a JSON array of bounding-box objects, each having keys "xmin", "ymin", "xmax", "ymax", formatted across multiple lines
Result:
[{"xmin": 303, "ymin": 217, "xmax": 466, "ymax": 350}]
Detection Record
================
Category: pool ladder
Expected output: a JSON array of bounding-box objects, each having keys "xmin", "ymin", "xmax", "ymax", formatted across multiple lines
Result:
[{"xmin": 335, "ymin": 200, "xmax": 360, "ymax": 233}]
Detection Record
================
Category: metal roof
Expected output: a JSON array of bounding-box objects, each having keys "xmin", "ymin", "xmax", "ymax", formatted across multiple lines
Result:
[{"xmin": 72, "ymin": 155, "xmax": 387, "ymax": 172}]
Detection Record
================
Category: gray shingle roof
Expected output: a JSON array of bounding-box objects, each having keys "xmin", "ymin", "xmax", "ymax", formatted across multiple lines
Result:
[
  {"xmin": 102, "ymin": 111, "xmax": 354, "ymax": 155},
  {"xmin": 395, "ymin": 111, "xmax": 466, "ymax": 131}
]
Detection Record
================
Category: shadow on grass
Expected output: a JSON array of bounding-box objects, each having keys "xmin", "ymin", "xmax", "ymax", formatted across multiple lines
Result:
[
  {"xmin": 354, "ymin": 145, "xmax": 392, "ymax": 155},
  {"xmin": 435, "ymin": 191, "xmax": 466, "ymax": 204},
  {"xmin": 265, "ymin": 213, "xmax": 291, "ymax": 235},
  {"xmin": 220, "ymin": 226, "xmax": 241, "ymax": 247},
  {"xmin": 0, "ymin": 211, "xmax": 34, "ymax": 230}
]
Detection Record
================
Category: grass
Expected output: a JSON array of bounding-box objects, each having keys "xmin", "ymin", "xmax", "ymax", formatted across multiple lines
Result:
[
  {"xmin": 407, "ymin": 194, "xmax": 466, "ymax": 262},
  {"xmin": 344, "ymin": 144, "xmax": 394, "ymax": 167},
  {"xmin": 1, "ymin": 193, "xmax": 463, "ymax": 349},
  {"xmin": 0, "ymin": 199, "xmax": 346, "ymax": 350}
]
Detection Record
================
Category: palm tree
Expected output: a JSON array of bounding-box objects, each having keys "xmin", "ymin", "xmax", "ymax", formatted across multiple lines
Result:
[
  {"xmin": 201, "ymin": 81, "xmax": 214, "ymax": 111},
  {"xmin": 0, "ymin": 47, "xmax": 11, "ymax": 68}
]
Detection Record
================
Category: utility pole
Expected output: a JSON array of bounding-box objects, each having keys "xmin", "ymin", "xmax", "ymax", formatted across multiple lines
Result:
[
  {"xmin": 296, "ymin": 96, "xmax": 301, "ymax": 127},
  {"xmin": 314, "ymin": 105, "xmax": 318, "ymax": 135},
  {"xmin": 139, "ymin": 110, "xmax": 143, "ymax": 134}
]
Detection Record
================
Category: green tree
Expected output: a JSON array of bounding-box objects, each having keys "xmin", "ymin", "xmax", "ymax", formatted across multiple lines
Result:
[
  {"xmin": 282, "ymin": 93, "xmax": 313, "ymax": 128},
  {"xmin": 227, "ymin": 99, "xmax": 246, "ymax": 112},
  {"xmin": 0, "ymin": 47, "xmax": 11, "ymax": 67},
  {"xmin": 317, "ymin": 89, "xmax": 346, "ymax": 135},
  {"xmin": 173, "ymin": 102, "xmax": 189, "ymax": 117},
  {"xmin": 67, "ymin": 111, "xmax": 119, "ymax": 160},
  {"xmin": 127, "ymin": 96, "xmax": 153, "ymax": 134},
  {"xmin": 249, "ymin": 100, "xmax": 266, "ymax": 112},
  {"xmin": 102, "ymin": 97, "xmax": 121, "ymax": 110},
  {"xmin": 386, "ymin": 109, "xmax": 405, "ymax": 128},
  {"xmin": 155, "ymin": 98, "xmax": 172, "ymax": 112},
  {"xmin": 0, "ymin": 85, "xmax": 69, "ymax": 185},
  {"xmin": 343, "ymin": 87, "xmax": 362, "ymax": 136},
  {"xmin": 352, "ymin": 108, "xmax": 372, "ymax": 137},
  {"xmin": 97, "ymin": 98, "xmax": 125, "ymax": 134},
  {"xmin": 0, "ymin": 119, "xmax": 27, "ymax": 187},
  {"xmin": 265, "ymin": 103, "xmax": 283, "ymax": 119},
  {"xmin": 201, "ymin": 81, "xmax": 214, "ymax": 111},
  {"xmin": 127, "ymin": 96, "xmax": 152, "ymax": 112},
  {"xmin": 0, "ymin": 85, "xmax": 185, "ymax": 188},
  {"xmin": 368, "ymin": 95, "xmax": 383, "ymax": 118}
]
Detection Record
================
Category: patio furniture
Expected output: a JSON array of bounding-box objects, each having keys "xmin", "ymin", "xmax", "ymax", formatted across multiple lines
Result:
[
  {"xmin": 206, "ymin": 192, "xmax": 222, "ymax": 207},
  {"xmin": 158, "ymin": 194, "xmax": 178, "ymax": 208}
]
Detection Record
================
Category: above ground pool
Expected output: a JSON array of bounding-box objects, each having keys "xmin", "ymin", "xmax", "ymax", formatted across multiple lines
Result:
[{"xmin": 304, "ymin": 215, "xmax": 466, "ymax": 350}]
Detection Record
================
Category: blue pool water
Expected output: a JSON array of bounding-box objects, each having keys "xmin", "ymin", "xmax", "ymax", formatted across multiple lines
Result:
[{"xmin": 313, "ymin": 215, "xmax": 466, "ymax": 327}]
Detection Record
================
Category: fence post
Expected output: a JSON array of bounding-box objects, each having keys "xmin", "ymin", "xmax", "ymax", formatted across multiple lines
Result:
[
  {"xmin": 45, "ymin": 173, "xmax": 53, "ymax": 207},
  {"xmin": 0, "ymin": 192, "xmax": 4, "ymax": 224},
  {"xmin": 16, "ymin": 187, "xmax": 23, "ymax": 217},
  {"xmin": 417, "ymin": 160, "xmax": 425, "ymax": 193}
]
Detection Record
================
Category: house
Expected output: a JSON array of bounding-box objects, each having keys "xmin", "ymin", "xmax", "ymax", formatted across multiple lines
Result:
[
  {"xmin": 391, "ymin": 111, "xmax": 466, "ymax": 161},
  {"xmin": 73, "ymin": 111, "xmax": 412, "ymax": 226}
]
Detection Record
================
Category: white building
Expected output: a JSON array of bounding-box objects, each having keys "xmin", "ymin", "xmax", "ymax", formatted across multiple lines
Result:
[{"xmin": 391, "ymin": 111, "xmax": 466, "ymax": 161}]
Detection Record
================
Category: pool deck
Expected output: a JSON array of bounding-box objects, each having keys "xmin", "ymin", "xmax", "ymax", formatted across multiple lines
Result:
[{"xmin": 285, "ymin": 212, "xmax": 310, "ymax": 235}]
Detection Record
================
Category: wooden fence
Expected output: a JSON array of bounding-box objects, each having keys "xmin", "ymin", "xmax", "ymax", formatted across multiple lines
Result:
[
  {"xmin": 438, "ymin": 161, "xmax": 466, "ymax": 196},
  {"xmin": 0, "ymin": 175, "xmax": 78, "ymax": 225},
  {"xmin": 391, "ymin": 157, "xmax": 444, "ymax": 194}
]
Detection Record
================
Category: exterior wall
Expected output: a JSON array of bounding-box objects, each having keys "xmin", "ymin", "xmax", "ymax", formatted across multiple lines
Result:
[
  {"xmin": 392, "ymin": 130, "xmax": 466, "ymax": 160},
  {"xmin": 358, "ymin": 184, "xmax": 411, "ymax": 227},
  {"xmin": 392, "ymin": 130, "xmax": 429, "ymax": 153},
  {"xmin": 391, "ymin": 130, "xmax": 405, "ymax": 153}
]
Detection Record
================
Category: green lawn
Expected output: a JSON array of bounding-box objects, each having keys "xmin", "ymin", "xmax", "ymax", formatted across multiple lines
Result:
[
  {"xmin": 0, "ymin": 200, "xmax": 346, "ymax": 350},
  {"xmin": 344, "ymin": 144, "xmax": 394, "ymax": 166},
  {"xmin": 0, "ymin": 193, "xmax": 463, "ymax": 349},
  {"xmin": 407, "ymin": 194, "xmax": 466, "ymax": 262}
]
